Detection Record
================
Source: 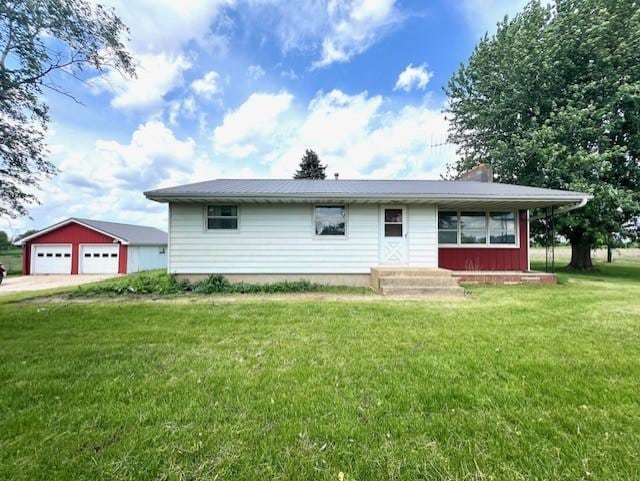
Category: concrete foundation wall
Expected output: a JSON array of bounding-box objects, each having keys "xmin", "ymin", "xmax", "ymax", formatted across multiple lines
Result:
[{"xmin": 176, "ymin": 273, "xmax": 372, "ymax": 287}]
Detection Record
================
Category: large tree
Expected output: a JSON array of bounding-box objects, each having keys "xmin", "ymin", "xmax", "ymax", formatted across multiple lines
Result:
[
  {"xmin": 0, "ymin": 0, "xmax": 135, "ymax": 218},
  {"xmin": 294, "ymin": 149, "xmax": 327, "ymax": 179},
  {"xmin": 446, "ymin": 0, "xmax": 640, "ymax": 269}
]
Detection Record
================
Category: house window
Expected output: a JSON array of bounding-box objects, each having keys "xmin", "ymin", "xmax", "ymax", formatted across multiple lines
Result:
[
  {"xmin": 438, "ymin": 211, "xmax": 458, "ymax": 244},
  {"xmin": 207, "ymin": 205, "xmax": 238, "ymax": 230},
  {"xmin": 489, "ymin": 211, "xmax": 516, "ymax": 244},
  {"xmin": 438, "ymin": 210, "xmax": 518, "ymax": 246},
  {"xmin": 314, "ymin": 206, "xmax": 346, "ymax": 236},
  {"xmin": 159, "ymin": 247, "xmax": 166, "ymax": 254},
  {"xmin": 460, "ymin": 211, "xmax": 487, "ymax": 244},
  {"xmin": 384, "ymin": 208, "xmax": 403, "ymax": 237}
]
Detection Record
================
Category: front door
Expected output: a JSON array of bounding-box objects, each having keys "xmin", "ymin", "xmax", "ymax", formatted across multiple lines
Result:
[{"xmin": 380, "ymin": 206, "xmax": 408, "ymax": 265}]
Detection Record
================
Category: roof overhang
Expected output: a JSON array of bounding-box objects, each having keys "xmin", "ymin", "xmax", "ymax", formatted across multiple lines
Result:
[
  {"xmin": 17, "ymin": 218, "xmax": 130, "ymax": 245},
  {"xmin": 145, "ymin": 193, "xmax": 592, "ymax": 210}
]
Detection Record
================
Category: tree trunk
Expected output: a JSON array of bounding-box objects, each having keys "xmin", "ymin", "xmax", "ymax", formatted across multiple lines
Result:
[
  {"xmin": 569, "ymin": 239, "xmax": 593, "ymax": 270},
  {"xmin": 607, "ymin": 243, "xmax": 613, "ymax": 263}
]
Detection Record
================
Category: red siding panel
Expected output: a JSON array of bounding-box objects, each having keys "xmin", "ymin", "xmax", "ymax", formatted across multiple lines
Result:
[
  {"xmin": 438, "ymin": 210, "xmax": 529, "ymax": 271},
  {"xmin": 23, "ymin": 222, "xmax": 126, "ymax": 275},
  {"xmin": 118, "ymin": 244, "xmax": 128, "ymax": 274}
]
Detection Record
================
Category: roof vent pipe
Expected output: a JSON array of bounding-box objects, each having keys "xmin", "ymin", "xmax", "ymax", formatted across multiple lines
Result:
[{"xmin": 334, "ymin": 173, "xmax": 339, "ymax": 180}]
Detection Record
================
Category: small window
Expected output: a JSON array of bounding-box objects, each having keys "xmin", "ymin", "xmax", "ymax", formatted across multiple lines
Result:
[
  {"xmin": 46, "ymin": 253, "xmax": 53, "ymax": 257},
  {"xmin": 64, "ymin": 253, "xmax": 70, "ymax": 258},
  {"xmin": 438, "ymin": 211, "xmax": 458, "ymax": 244},
  {"xmin": 84, "ymin": 253, "xmax": 91, "ymax": 258},
  {"xmin": 55, "ymin": 253, "xmax": 62, "ymax": 257},
  {"xmin": 460, "ymin": 212, "xmax": 487, "ymax": 244},
  {"xmin": 159, "ymin": 247, "xmax": 166, "ymax": 254},
  {"xmin": 37, "ymin": 253, "xmax": 44, "ymax": 257},
  {"xmin": 489, "ymin": 212, "xmax": 516, "ymax": 244},
  {"xmin": 93, "ymin": 253, "xmax": 100, "ymax": 258},
  {"xmin": 314, "ymin": 206, "xmax": 346, "ymax": 236},
  {"xmin": 207, "ymin": 205, "xmax": 238, "ymax": 230},
  {"xmin": 102, "ymin": 253, "xmax": 109, "ymax": 257},
  {"xmin": 384, "ymin": 208, "xmax": 403, "ymax": 237},
  {"xmin": 110, "ymin": 253, "xmax": 118, "ymax": 258}
]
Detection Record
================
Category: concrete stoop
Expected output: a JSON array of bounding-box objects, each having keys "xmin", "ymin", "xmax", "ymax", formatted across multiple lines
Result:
[{"xmin": 371, "ymin": 268, "xmax": 465, "ymax": 297}]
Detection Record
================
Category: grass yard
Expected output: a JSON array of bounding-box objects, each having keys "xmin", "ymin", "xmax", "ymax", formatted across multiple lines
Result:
[{"xmin": 1, "ymin": 263, "xmax": 639, "ymax": 480}]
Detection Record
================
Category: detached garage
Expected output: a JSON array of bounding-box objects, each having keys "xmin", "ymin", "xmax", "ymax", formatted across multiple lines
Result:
[{"xmin": 19, "ymin": 218, "xmax": 168, "ymax": 275}]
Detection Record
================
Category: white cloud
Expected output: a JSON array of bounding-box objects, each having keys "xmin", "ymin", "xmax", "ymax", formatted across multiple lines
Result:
[
  {"xmin": 209, "ymin": 88, "xmax": 456, "ymax": 179},
  {"xmin": 90, "ymin": 53, "xmax": 192, "ymax": 109},
  {"xmin": 248, "ymin": 64, "xmax": 266, "ymax": 81},
  {"xmin": 312, "ymin": 0, "xmax": 403, "ymax": 68},
  {"xmin": 458, "ymin": 0, "xmax": 530, "ymax": 35},
  {"xmin": 394, "ymin": 63, "xmax": 433, "ymax": 92},
  {"xmin": 212, "ymin": 91, "xmax": 294, "ymax": 157},
  {"xmin": 191, "ymin": 70, "xmax": 222, "ymax": 99},
  {"xmin": 240, "ymin": 0, "xmax": 402, "ymax": 68},
  {"xmin": 9, "ymin": 119, "xmax": 256, "ymax": 232},
  {"xmin": 93, "ymin": 0, "xmax": 235, "ymax": 54}
]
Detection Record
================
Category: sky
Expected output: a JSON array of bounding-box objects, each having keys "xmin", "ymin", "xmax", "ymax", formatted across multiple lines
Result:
[{"xmin": 4, "ymin": 0, "xmax": 529, "ymax": 236}]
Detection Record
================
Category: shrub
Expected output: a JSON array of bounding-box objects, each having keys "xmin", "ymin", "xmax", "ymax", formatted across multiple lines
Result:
[
  {"xmin": 73, "ymin": 272, "xmax": 370, "ymax": 297},
  {"xmin": 74, "ymin": 271, "xmax": 183, "ymax": 296},
  {"xmin": 191, "ymin": 274, "xmax": 230, "ymax": 293}
]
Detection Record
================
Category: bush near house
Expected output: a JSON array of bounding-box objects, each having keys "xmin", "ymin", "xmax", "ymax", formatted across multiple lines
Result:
[{"xmin": 73, "ymin": 270, "xmax": 371, "ymax": 296}]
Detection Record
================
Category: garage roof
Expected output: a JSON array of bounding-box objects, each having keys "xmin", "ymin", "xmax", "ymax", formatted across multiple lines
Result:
[{"xmin": 18, "ymin": 218, "xmax": 167, "ymax": 246}]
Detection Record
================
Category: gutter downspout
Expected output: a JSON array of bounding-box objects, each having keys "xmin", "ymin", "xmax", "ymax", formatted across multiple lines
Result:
[{"xmin": 529, "ymin": 197, "xmax": 590, "ymax": 221}]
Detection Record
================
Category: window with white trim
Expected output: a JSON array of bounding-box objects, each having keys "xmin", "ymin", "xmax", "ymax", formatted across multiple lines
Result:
[
  {"xmin": 314, "ymin": 206, "xmax": 346, "ymax": 236},
  {"xmin": 489, "ymin": 211, "xmax": 516, "ymax": 244},
  {"xmin": 207, "ymin": 205, "xmax": 238, "ymax": 230},
  {"xmin": 438, "ymin": 211, "xmax": 458, "ymax": 244},
  {"xmin": 438, "ymin": 210, "xmax": 518, "ymax": 246},
  {"xmin": 460, "ymin": 211, "xmax": 487, "ymax": 244}
]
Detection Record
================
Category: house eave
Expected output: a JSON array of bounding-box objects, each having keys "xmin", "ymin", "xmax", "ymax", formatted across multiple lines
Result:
[{"xmin": 145, "ymin": 192, "xmax": 591, "ymax": 209}]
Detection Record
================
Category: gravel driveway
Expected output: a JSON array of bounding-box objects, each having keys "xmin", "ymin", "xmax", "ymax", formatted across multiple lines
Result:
[{"xmin": 0, "ymin": 274, "xmax": 118, "ymax": 295}]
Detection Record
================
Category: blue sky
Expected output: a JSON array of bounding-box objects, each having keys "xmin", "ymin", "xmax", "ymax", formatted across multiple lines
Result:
[{"xmin": 5, "ymin": 0, "xmax": 527, "ymax": 235}]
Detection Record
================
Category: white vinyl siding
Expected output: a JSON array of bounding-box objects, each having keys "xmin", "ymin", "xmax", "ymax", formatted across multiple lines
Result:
[
  {"xmin": 169, "ymin": 203, "xmax": 438, "ymax": 274},
  {"xmin": 408, "ymin": 204, "xmax": 438, "ymax": 267}
]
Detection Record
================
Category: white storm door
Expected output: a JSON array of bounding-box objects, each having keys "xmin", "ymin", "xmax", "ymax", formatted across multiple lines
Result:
[
  {"xmin": 380, "ymin": 206, "xmax": 408, "ymax": 265},
  {"xmin": 80, "ymin": 244, "xmax": 119, "ymax": 274},
  {"xmin": 32, "ymin": 245, "xmax": 72, "ymax": 274}
]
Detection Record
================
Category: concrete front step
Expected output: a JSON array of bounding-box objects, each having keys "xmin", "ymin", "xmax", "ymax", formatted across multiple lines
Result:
[
  {"xmin": 381, "ymin": 286, "xmax": 465, "ymax": 297},
  {"xmin": 379, "ymin": 276, "xmax": 460, "ymax": 287},
  {"xmin": 375, "ymin": 268, "xmax": 452, "ymax": 278}
]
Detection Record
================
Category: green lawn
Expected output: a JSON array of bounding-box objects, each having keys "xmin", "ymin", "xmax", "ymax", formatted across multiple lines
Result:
[{"xmin": 1, "ymin": 263, "xmax": 639, "ymax": 480}]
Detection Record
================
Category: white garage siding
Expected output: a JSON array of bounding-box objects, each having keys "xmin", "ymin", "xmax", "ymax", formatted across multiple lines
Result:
[
  {"xmin": 168, "ymin": 203, "xmax": 437, "ymax": 274},
  {"xmin": 127, "ymin": 245, "xmax": 167, "ymax": 272}
]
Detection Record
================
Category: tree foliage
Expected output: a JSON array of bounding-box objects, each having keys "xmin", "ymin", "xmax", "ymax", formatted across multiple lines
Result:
[
  {"xmin": 294, "ymin": 149, "xmax": 327, "ymax": 179},
  {"xmin": 0, "ymin": 230, "xmax": 10, "ymax": 250},
  {"xmin": 446, "ymin": 0, "xmax": 640, "ymax": 269},
  {"xmin": 0, "ymin": 0, "xmax": 135, "ymax": 218}
]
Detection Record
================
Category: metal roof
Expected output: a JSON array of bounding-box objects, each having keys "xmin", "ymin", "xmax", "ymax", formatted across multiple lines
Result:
[
  {"xmin": 18, "ymin": 218, "xmax": 167, "ymax": 245},
  {"xmin": 144, "ymin": 179, "xmax": 591, "ymax": 207},
  {"xmin": 75, "ymin": 218, "xmax": 167, "ymax": 245}
]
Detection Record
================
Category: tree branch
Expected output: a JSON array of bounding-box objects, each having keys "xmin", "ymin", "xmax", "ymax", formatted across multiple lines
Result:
[{"xmin": 0, "ymin": 18, "xmax": 13, "ymax": 68}]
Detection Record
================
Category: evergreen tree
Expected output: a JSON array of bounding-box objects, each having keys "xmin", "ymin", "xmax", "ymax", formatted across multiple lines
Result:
[
  {"xmin": 446, "ymin": 0, "xmax": 640, "ymax": 270},
  {"xmin": 294, "ymin": 149, "xmax": 327, "ymax": 179}
]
